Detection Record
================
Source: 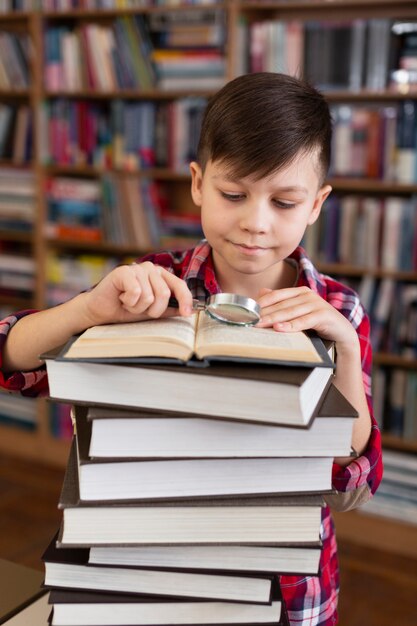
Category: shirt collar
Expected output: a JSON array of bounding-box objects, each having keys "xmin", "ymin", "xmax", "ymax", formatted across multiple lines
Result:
[
  {"xmin": 182, "ymin": 239, "xmax": 221, "ymax": 296},
  {"xmin": 182, "ymin": 241, "xmax": 327, "ymax": 298}
]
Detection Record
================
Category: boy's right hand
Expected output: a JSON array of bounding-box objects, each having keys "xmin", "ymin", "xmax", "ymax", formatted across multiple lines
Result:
[{"xmin": 82, "ymin": 262, "xmax": 193, "ymax": 327}]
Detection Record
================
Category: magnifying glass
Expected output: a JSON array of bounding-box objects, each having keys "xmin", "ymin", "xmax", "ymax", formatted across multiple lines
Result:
[{"xmin": 168, "ymin": 293, "xmax": 261, "ymax": 326}]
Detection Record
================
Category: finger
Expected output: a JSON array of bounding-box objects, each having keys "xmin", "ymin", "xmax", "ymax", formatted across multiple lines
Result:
[
  {"xmin": 257, "ymin": 286, "xmax": 310, "ymax": 308},
  {"xmin": 260, "ymin": 294, "xmax": 313, "ymax": 320},
  {"xmin": 161, "ymin": 269, "xmax": 193, "ymax": 316},
  {"xmin": 258, "ymin": 304, "xmax": 320, "ymax": 329},
  {"xmin": 121, "ymin": 267, "xmax": 155, "ymax": 314},
  {"xmin": 273, "ymin": 312, "xmax": 323, "ymax": 333},
  {"xmin": 146, "ymin": 271, "xmax": 172, "ymax": 318},
  {"xmin": 111, "ymin": 266, "xmax": 142, "ymax": 308}
]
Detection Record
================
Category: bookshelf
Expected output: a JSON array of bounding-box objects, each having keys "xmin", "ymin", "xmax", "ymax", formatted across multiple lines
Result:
[{"xmin": 0, "ymin": 2, "xmax": 416, "ymax": 482}]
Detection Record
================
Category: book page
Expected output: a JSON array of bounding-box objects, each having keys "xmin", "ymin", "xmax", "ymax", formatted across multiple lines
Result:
[
  {"xmin": 64, "ymin": 315, "xmax": 198, "ymax": 360},
  {"xmin": 195, "ymin": 313, "xmax": 323, "ymax": 363}
]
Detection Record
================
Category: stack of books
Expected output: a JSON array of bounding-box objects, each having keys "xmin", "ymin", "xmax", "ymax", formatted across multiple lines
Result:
[{"xmin": 41, "ymin": 312, "xmax": 358, "ymax": 626}]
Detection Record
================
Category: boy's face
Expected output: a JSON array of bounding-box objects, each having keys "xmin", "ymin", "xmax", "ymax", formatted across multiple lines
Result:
[{"xmin": 190, "ymin": 153, "xmax": 331, "ymax": 295}]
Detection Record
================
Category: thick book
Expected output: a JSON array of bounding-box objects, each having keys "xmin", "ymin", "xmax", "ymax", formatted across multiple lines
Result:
[
  {"xmin": 44, "ymin": 353, "xmax": 334, "ymax": 428},
  {"xmin": 47, "ymin": 581, "xmax": 288, "ymax": 626},
  {"xmin": 57, "ymin": 442, "xmax": 325, "ymax": 548},
  {"xmin": 0, "ymin": 559, "xmax": 47, "ymax": 624},
  {"xmin": 88, "ymin": 542, "xmax": 322, "ymax": 577},
  {"xmin": 42, "ymin": 536, "xmax": 274, "ymax": 605},
  {"xmin": 59, "ymin": 313, "xmax": 334, "ymax": 368},
  {"xmin": 73, "ymin": 432, "xmax": 334, "ymax": 501},
  {"xmin": 79, "ymin": 383, "xmax": 357, "ymax": 460}
]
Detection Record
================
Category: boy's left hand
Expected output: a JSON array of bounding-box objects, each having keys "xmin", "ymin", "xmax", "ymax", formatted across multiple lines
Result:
[{"xmin": 256, "ymin": 287, "xmax": 357, "ymax": 350}]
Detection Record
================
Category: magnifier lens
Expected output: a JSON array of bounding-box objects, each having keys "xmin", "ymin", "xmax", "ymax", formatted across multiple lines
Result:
[{"xmin": 206, "ymin": 303, "xmax": 259, "ymax": 325}]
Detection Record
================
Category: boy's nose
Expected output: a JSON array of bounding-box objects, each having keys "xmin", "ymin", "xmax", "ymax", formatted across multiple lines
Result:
[{"xmin": 239, "ymin": 202, "xmax": 271, "ymax": 233}]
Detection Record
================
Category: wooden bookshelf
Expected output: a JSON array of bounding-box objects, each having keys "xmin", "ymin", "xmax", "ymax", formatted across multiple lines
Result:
[{"xmin": 0, "ymin": 1, "xmax": 416, "ymax": 482}]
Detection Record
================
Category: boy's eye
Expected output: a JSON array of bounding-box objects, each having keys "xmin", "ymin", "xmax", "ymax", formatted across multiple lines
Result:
[
  {"xmin": 273, "ymin": 200, "xmax": 296, "ymax": 209},
  {"xmin": 221, "ymin": 192, "xmax": 245, "ymax": 202}
]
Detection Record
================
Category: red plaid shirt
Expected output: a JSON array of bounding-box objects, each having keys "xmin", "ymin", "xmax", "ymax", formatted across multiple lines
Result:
[{"xmin": 0, "ymin": 241, "xmax": 383, "ymax": 625}]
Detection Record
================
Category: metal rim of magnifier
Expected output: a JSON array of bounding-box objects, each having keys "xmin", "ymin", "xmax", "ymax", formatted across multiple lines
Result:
[{"xmin": 205, "ymin": 293, "xmax": 261, "ymax": 326}]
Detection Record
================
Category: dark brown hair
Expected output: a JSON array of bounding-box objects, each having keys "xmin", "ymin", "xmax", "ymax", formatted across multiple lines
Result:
[{"xmin": 197, "ymin": 72, "xmax": 332, "ymax": 185}]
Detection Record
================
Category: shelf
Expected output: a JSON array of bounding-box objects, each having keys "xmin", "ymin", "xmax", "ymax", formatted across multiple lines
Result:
[
  {"xmin": 44, "ymin": 165, "xmax": 191, "ymax": 180},
  {"xmin": 239, "ymin": 0, "xmax": 417, "ymax": 18},
  {"xmin": 0, "ymin": 422, "xmax": 70, "ymax": 467},
  {"xmin": 45, "ymin": 237, "xmax": 148, "ymax": 257},
  {"xmin": 382, "ymin": 434, "xmax": 417, "ymax": 454},
  {"xmin": 0, "ymin": 89, "xmax": 32, "ymax": 99},
  {"xmin": 0, "ymin": 159, "xmax": 33, "ymax": 169},
  {"xmin": 0, "ymin": 228, "xmax": 33, "ymax": 243},
  {"xmin": 374, "ymin": 353, "xmax": 417, "ymax": 369},
  {"xmin": 0, "ymin": 0, "xmax": 416, "ymax": 471},
  {"xmin": 0, "ymin": 11, "xmax": 30, "ymax": 21},
  {"xmin": 43, "ymin": 168, "xmax": 417, "ymax": 192},
  {"xmin": 317, "ymin": 263, "xmax": 417, "ymax": 282},
  {"xmin": 0, "ymin": 294, "xmax": 34, "ymax": 310},
  {"xmin": 324, "ymin": 90, "xmax": 417, "ymax": 102},
  {"xmin": 328, "ymin": 178, "xmax": 417, "ymax": 194},
  {"xmin": 43, "ymin": 89, "xmax": 417, "ymax": 103},
  {"xmin": 43, "ymin": 3, "xmax": 225, "ymax": 19},
  {"xmin": 333, "ymin": 509, "xmax": 417, "ymax": 559},
  {"xmin": 44, "ymin": 89, "xmax": 218, "ymax": 100}
]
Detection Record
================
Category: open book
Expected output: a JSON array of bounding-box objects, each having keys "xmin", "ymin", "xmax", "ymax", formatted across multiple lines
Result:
[{"xmin": 61, "ymin": 313, "xmax": 333, "ymax": 368}]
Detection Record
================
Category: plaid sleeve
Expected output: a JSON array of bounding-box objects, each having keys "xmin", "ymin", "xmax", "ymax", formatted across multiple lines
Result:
[
  {"xmin": 0, "ymin": 310, "xmax": 49, "ymax": 397},
  {"xmin": 331, "ymin": 310, "xmax": 383, "ymax": 496}
]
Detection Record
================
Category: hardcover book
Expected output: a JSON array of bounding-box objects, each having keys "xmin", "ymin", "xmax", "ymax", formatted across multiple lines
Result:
[
  {"xmin": 47, "ymin": 581, "xmax": 289, "ymax": 626},
  {"xmin": 60, "ymin": 313, "xmax": 334, "ymax": 368},
  {"xmin": 43, "ymin": 536, "xmax": 275, "ymax": 605},
  {"xmin": 78, "ymin": 383, "xmax": 357, "ymax": 460},
  {"xmin": 44, "ymin": 353, "xmax": 334, "ymax": 427}
]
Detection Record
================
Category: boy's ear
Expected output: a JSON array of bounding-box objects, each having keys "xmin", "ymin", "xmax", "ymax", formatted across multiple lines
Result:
[
  {"xmin": 307, "ymin": 184, "xmax": 332, "ymax": 225},
  {"xmin": 190, "ymin": 161, "xmax": 203, "ymax": 207}
]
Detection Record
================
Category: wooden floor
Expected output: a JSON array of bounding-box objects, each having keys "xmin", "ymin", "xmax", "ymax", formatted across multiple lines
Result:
[{"xmin": 1, "ymin": 453, "xmax": 417, "ymax": 626}]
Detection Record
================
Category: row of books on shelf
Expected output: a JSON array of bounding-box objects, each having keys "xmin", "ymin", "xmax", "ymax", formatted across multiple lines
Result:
[
  {"xmin": 246, "ymin": 18, "xmax": 417, "ymax": 94},
  {"xmin": 40, "ymin": 97, "xmax": 206, "ymax": 171},
  {"xmin": 0, "ymin": 29, "xmax": 31, "ymax": 90},
  {"xmin": 0, "ymin": 103, "xmax": 32, "ymax": 164},
  {"xmin": 359, "ymin": 278, "xmax": 417, "ymax": 355},
  {"xmin": 0, "ymin": 0, "xmax": 34, "ymax": 11},
  {"xmin": 360, "ymin": 449, "xmax": 417, "ymax": 525},
  {"xmin": 45, "ymin": 174, "xmax": 195, "ymax": 248},
  {"xmin": 41, "ymin": 15, "xmax": 417, "ymax": 95},
  {"xmin": 0, "ymin": 168, "xmax": 35, "ymax": 230},
  {"xmin": 329, "ymin": 102, "xmax": 417, "ymax": 184},
  {"xmin": 0, "ymin": 242, "xmax": 35, "ymax": 298},
  {"xmin": 47, "ymin": 251, "xmax": 125, "ymax": 305},
  {"xmin": 303, "ymin": 194, "xmax": 417, "ymax": 272},
  {"xmin": 0, "ymin": 389, "xmax": 37, "ymax": 430},
  {"xmin": 44, "ymin": 11, "xmax": 225, "ymax": 93},
  {"xmin": 373, "ymin": 366, "xmax": 417, "ymax": 440}
]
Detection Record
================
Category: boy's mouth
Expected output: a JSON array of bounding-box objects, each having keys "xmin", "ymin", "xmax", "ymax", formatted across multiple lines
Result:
[{"xmin": 231, "ymin": 242, "xmax": 268, "ymax": 255}]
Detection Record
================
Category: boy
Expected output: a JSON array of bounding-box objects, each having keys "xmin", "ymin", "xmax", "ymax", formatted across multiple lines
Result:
[{"xmin": 0, "ymin": 73, "xmax": 382, "ymax": 625}]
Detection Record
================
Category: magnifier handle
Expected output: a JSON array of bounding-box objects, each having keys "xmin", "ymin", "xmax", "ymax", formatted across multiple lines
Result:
[{"xmin": 168, "ymin": 297, "xmax": 205, "ymax": 311}]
